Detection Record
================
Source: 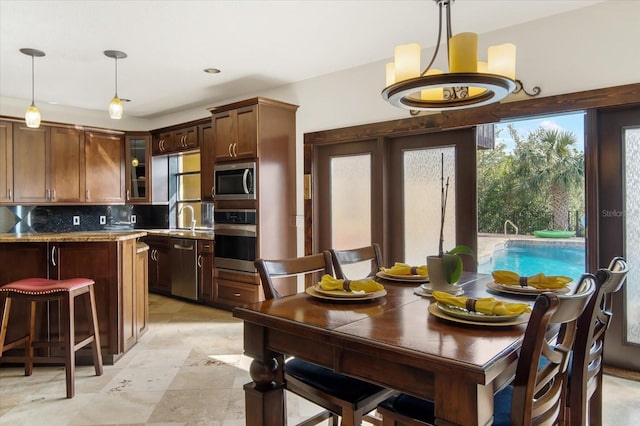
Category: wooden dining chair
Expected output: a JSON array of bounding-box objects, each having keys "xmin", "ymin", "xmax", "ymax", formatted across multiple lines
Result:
[
  {"xmin": 566, "ymin": 257, "xmax": 628, "ymax": 426},
  {"xmin": 255, "ymin": 253, "xmax": 396, "ymax": 426},
  {"xmin": 329, "ymin": 243, "xmax": 383, "ymax": 279},
  {"xmin": 376, "ymin": 274, "xmax": 596, "ymax": 426}
]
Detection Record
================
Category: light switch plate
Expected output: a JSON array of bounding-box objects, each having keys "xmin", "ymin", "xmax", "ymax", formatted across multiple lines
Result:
[
  {"xmin": 131, "ymin": 215, "xmax": 137, "ymax": 224},
  {"xmin": 99, "ymin": 216, "xmax": 107, "ymax": 225},
  {"xmin": 73, "ymin": 216, "xmax": 80, "ymax": 226}
]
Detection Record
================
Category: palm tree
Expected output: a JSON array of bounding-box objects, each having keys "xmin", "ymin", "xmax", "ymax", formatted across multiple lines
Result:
[{"xmin": 511, "ymin": 127, "xmax": 583, "ymax": 230}]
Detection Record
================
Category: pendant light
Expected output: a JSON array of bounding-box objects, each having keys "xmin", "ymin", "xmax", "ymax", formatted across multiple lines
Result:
[
  {"xmin": 20, "ymin": 48, "xmax": 46, "ymax": 128},
  {"xmin": 104, "ymin": 50, "xmax": 127, "ymax": 119},
  {"xmin": 382, "ymin": 0, "xmax": 521, "ymax": 112}
]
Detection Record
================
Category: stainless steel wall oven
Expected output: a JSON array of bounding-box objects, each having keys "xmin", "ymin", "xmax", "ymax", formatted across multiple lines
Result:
[{"xmin": 214, "ymin": 209, "xmax": 257, "ymax": 273}]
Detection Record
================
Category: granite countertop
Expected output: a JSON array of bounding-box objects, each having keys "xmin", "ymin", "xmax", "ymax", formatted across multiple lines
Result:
[
  {"xmin": 143, "ymin": 229, "xmax": 215, "ymax": 240},
  {"xmin": 0, "ymin": 231, "xmax": 148, "ymax": 242}
]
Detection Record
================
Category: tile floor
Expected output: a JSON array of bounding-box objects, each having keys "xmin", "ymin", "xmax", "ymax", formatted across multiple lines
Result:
[{"xmin": 1, "ymin": 293, "xmax": 639, "ymax": 425}]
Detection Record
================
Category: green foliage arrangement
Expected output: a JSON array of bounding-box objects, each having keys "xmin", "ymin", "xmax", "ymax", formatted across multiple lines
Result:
[{"xmin": 477, "ymin": 125, "xmax": 584, "ymax": 234}]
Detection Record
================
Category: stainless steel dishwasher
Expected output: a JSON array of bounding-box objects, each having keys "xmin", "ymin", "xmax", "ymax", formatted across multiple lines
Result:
[{"xmin": 170, "ymin": 238, "xmax": 198, "ymax": 301}]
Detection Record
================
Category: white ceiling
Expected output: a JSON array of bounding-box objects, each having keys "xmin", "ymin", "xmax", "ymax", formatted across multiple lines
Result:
[{"xmin": 0, "ymin": 0, "xmax": 603, "ymax": 119}]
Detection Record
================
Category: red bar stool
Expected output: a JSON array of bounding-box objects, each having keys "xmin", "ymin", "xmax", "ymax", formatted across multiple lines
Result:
[{"xmin": 0, "ymin": 278, "xmax": 103, "ymax": 398}]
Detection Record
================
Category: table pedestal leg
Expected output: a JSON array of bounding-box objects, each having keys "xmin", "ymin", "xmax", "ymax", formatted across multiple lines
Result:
[{"xmin": 244, "ymin": 357, "xmax": 285, "ymax": 426}]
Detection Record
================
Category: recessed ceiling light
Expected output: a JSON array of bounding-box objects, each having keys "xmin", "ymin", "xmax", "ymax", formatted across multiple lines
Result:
[{"xmin": 204, "ymin": 68, "xmax": 221, "ymax": 74}]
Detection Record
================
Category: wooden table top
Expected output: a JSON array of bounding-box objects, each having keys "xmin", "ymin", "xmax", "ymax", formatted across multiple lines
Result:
[{"xmin": 235, "ymin": 272, "xmax": 534, "ymax": 383}]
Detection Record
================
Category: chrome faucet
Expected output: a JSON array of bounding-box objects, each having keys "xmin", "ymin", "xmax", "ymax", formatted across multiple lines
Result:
[{"xmin": 178, "ymin": 205, "xmax": 196, "ymax": 233}]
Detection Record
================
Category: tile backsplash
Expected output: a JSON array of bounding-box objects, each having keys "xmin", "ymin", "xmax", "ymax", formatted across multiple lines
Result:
[{"xmin": 0, "ymin": 205, "xmax": 170, "ymax": 233}]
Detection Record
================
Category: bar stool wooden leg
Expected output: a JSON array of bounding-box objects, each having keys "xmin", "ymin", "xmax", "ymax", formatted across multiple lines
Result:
[
  {"xmin": 86, "ymin": 285, "xmax": 103, "ymax": 375},
  {"xmin": 62, "ymin": 291, "xmax": 75, "ymax": 398},
  {"xmin": 26, "ymin": 300, "xmax": 35, "ymax": 376},
  {"xmin": 0, "ymin": 294, "xmax": 10, "ymax": 356}
]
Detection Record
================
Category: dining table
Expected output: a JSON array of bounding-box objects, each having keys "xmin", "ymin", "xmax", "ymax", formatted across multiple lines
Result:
[{"xmin": 232, "ymin": 271, "xmax": 546, "ymax": 426}]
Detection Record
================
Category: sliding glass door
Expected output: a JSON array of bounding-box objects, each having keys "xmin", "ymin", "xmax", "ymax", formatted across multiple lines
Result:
[{"xmin": 597, "ymin": 106, "xmax": 640, "ymax": 369}]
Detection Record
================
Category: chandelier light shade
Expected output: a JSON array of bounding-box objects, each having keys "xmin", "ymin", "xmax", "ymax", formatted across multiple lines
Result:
[
  {"xmin": 104, "ymin": 50, "xmax": 127, "ymax": 119},
  {"xmin": 20, "ymin": 48, "xmax": 46, "ymax": 128},
  {"xmin": 382, "ymin": 0, "xmax": 518, "ymax": 112}
]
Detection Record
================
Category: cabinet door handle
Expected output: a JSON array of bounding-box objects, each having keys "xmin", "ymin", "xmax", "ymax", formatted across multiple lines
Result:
[
  {"xmin": 86, "ymin": 189, "xmax": 90, "ymax": 200},
  {"xmin": 51, "ymin": 245, "xmax": 57, "ymax": 267},
  {"xmin": 160, "ymin": 139, "xmax": 165, "ymax": 151},
  {"xmin": 51, "ymin": 188, "xmax": 56, "ymax": 201},
  {"xmin": 233, "ymin": 142, "xmax": 238, "ymax": 157},
  {"xmin": 228, "ymin": 143, "xmax": 233, "ymax": 157},
  {"xmin": 233, "ymin": 293, "xmax": 241, "ymax": 297},
  {"xmin": 126, "ymin": 189, "xmax": 130, "ymax": 201},
  {"xmin": 8, "ymin": 188, "xmax": 11, "ymax": 199},
  {"xmin": 46, "ymin": 188, "xmax": 50, "ymax": 200},
  {"xmin": 197, "ymin": 254, "xmax": 202, "ymax": 268}
]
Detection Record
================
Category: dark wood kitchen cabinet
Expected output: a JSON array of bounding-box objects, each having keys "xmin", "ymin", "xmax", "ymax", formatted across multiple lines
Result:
[
  {"xmin": 151, "ymin": 120, "xmax": 205, "ymax": 156},
  {"xmin": 9, "ymin": 124, "xmax": 124, "ymax": 205},
  {"xmin": 198, "ymin": 239, "xmax": 215, "ymax": 303},
  {"xmin": 12, "ymin": 124, "xmax": 85, "ymax": 203},
  {"xmin": 211, "ymin": 104, "xmax": 257, "ymax": 162},
  {"xmin": 145, "ymin": 235, "xmax": 171, "ymax": 295},
  {"xmin": 174, "ymin": 126, "xmax": 198, "ymax": 150},
  {"xmin": 125, "ymin": 134, "xmax": 151, "ymax": 203},
  {"xmin": 0, "ymin": 234, "xmax": 145, "ymax": 364},
  {"xmin": 84, "ymin": 131, "xmax": 125, "ymax": 203},
  {"xmin": 207, "ymin": 97, "xmax": 298, "ymax": 308},
  {"xmin": 0, "ymin": 120, "xmax": 13, "ymax": 204},
  {"xmin": 199, "ymin": 122, "xmax": 214, "ymax": 201},
  {"xmin": 152, "ymin": 130, "xmax": 173, "ymax": 155}
]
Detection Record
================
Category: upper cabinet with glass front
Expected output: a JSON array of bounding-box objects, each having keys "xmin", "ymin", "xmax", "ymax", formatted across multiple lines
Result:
[{"xmin": 125, "ymin": 134, "xmax": 151, "ymax": 203}]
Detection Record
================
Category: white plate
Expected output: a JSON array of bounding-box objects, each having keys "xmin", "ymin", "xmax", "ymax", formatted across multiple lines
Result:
[
  {"xmin": 376, "ymin": 271, "xmax": 429, "ymax": 283},
  {"xmin": 487, "ymin": 281, "xmax": 570, "ymax": 296},
  {"xmin": 306, "ymin": 286, "xmax": 387, "ymax": 301},
  {"xmin": 414, "ymin": 285, "xmax": 464, "ymax": 298},
  {"xmin": 428, "ymin": 303, "xmax": 529, "ymax": 327},
  {"xmin": 435, "ymin": 302, "xmax": 524, "ymax": 323}
]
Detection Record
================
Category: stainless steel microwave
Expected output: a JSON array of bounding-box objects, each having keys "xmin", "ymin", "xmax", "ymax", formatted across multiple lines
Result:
[{"xmin": 214, "ymin": 161, "xmax": 256, "ymax": 200}]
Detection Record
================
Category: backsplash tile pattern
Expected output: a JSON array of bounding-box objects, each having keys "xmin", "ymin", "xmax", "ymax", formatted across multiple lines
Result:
[{"xmin": 0, "ymin": 205, "xmax": 169, "ymax": 233}]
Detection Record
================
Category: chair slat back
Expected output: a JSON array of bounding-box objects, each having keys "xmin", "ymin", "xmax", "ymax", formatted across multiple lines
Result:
[
  {"xmin": 511, "ymin": 274, "xmax": 596, "ymax": 426},
  {"xmin": 330, "ymin": 243, "xmax": 383, "ymax": 279},
  {"xmin": 568, "ymin": 257, "xmax": 628, "ymax": 426},
  {"xmin": 255, "ymin": 252, "xmax": 334, "ymax": 300}
]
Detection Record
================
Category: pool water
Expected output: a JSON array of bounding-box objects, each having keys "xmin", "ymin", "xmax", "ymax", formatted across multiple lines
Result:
[{"xmin": 478, "ymin": 243, "xmax": 586, "ymax": 282}]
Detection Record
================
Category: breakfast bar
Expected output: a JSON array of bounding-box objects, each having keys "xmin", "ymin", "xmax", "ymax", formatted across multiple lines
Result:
[
  {"xmin": 0, "ymin": 231, "xmax": 147, "ymax": 364},
  {"xmin": 233, "ymin": 273, "xmax": 530, "ymax": 426}
]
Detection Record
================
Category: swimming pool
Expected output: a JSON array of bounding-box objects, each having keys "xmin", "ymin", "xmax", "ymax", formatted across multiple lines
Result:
[{"xmin": 478, "ymin": 241, "xmax": 586, "ymax": 282}]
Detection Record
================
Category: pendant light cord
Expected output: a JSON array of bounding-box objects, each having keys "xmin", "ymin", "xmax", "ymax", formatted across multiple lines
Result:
[
  {"xmin": 30, "ymin": 54, "xmax": 35, "ymax": 107},
  {"xmin": 114, "ymin": 57, "xmax": 118, "ymax": 98}
]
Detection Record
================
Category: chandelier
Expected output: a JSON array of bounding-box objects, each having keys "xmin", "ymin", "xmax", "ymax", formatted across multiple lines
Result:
[{"xmin": 382, "ymin": 0, "xmax": 520, "ymax": 112}]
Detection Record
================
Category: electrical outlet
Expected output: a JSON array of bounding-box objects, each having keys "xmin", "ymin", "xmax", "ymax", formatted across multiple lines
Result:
[
  {"xmin": 73, "ymin": 216, "xmax": 80, "ymax": 226},
  {"xmin": 99, "ymin": 216, "xmax": 107, "ymax": 225},
  {"xmin": 131, "ymin": 215, "xmax": 136, "ymax": 224}
]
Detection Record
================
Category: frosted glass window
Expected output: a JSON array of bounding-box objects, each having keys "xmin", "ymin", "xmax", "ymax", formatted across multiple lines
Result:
[
  {"xmin": 624, "ymin": 127, "xmax": 640, "ymax": 344},
  {"xmin": 403, "ymin": 147, "xmax": 456, "ymax": 265},
  {"xmin": 331, "ymin": 154, "xmax": 372, "ymax": 278}
]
